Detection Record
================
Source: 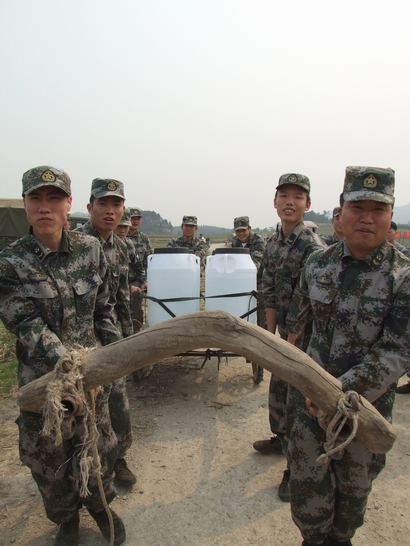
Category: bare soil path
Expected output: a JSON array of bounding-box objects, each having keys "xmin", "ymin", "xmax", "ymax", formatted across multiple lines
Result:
[{"xmin": 1, "ymin": 356, "xmax": 410, "ymax": 545}]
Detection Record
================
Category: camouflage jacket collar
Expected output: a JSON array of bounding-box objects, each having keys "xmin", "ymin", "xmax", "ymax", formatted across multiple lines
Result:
[
  {"xmin": 342, "ymin": 239, "xmax": 390, "ymax": 269},
  {"xmin": 82, "ymin": 219, "xmax": 115, "ymax": 247},
  {"xmin": 278, "ymin": 221, "xmax": 306, "ymax": 247},
  {"xmin": 28, "ymin": 228, "xmax": 73, "ymax": 262}
]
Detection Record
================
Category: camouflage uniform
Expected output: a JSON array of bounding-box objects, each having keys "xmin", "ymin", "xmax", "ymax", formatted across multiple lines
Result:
[
  {"xmin": 231, "ymin": 231, "xmax": 265, "ymax": 282},
  {"xmin": 286, "ymin": 166, "xmax": 410, "ymax": 544},
  {"xmin": 128, "ymin": 209, "xmax": 152, "ymax": 284},
  {"xmin": 167, "ymin": 235, "xmax": 207, "ymax": 260},
  {"xmin": 287, "ymin": 240, "xmax": 410, "ymax": 543},
  {"xmin": 393, "ymin": 240, "xmax": 410, "ymax": 258},
  {"xmin": 76, "ymin": 211, "xmax": 132, "ymax": 460},
  {"xmin": 127, "ymin": 230, "xmax": 152, "ymax": 272},
  {"xmin": 321, "ymin": 232, "xmax": 339, "ymax": 246},
  {"xmin": 124, "ymin": 236, "xmax": 146, "ymax": 285},
  {"xmin": 117, "ymin": 209, "xmax": 147, "ymax": 287},
  {"xmin": 75, "ymin": 220, "xmax": 133, "ymax": 337},
  {"xmin": 321, "ymin": 208, "xmax": 341, "ymax": 247},
  {"xmin": 232, "ymin": 216, "xmax": 266, "ymax": 326},
  {"xmin": 263, "ymin": 221, "xmax": 326, "ymax": 445},
  {"xmin": 0, "ymin": 228, "xmax": 121, "ymax": 523}
]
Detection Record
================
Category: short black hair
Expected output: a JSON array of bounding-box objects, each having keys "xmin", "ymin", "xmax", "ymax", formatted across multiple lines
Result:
[{"xmin": 390, "ymin": 221, "xmax": 397, "ymax": 231}]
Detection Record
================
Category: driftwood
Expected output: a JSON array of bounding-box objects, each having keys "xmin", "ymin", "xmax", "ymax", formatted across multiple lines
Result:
[{"xmin": 17, "ymin": 310, "xmax": 397, "ymax": 455}]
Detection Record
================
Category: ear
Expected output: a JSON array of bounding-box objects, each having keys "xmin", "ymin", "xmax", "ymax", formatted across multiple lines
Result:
[
  {"xmin": 305, "ymin": 200, "xmax": 311, "ymax": 211},
  {"xmin": 67, "ymin": 196, "xmax": 72, "ymax": 212},
  {"xmin": 87, "ymin": 202, "xmax": 92, "ymax": 214},
  {"xmin": 273, "ymin": 198, "xmax": 277, "ymax": 209}
]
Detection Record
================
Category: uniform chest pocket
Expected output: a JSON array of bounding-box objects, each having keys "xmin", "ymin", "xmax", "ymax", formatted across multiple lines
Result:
[
  {"xmin": 72, "ymin": 274, "xmax": 102, "ymax": 318},
  {"xmin": 307, "ymin": 283, "xmax": 338, "ymax": 326},
  {"xmin": 22, "ymin": 281, "xmax": 57, "ymax": 300}
]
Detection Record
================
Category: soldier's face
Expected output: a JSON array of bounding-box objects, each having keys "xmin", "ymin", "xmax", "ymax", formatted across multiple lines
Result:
[
  {"xmin": 24, "ymin": 186, "xmax": 72, "ymax": 243},
  {"xmin": 114, "ymin": 224, "xmax": 130, "ymax": 240},
  {"xmin": 339, "ymin": 200, "xmax": 393, "ymax": 258},
  {"xmin": 235, "ymin": 227, "xmax": 251, "ymax": 243},
  {"xmin": 131, "ymin": 216, "xmax": 142, "ymax": 229},
  {"xmin": 331, "ymin": 214, "xmax": 344, "ymax": 240},
  {"xmin": 274, "ymin": 185, "xmax": 310, "ymax": 223},
  {"xmin": 181, "ymin": 224, "xmax": 197, "ymax": 241},
  {"xmin": 387, "ymin": 227, "xmax": 396, "ymax": 244},
  {"xmin": 87, "ymin": 196, "xmax": 125, "ymax": 237}
]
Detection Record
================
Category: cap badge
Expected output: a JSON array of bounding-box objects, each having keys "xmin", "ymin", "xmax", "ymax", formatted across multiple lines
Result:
[
  {"xmin": 41, "ymin": 170, "xmax": 56, "ymax": 183},
  {"xmin": 107, "ymin": 181, "xmax": 117, "ymax": 191},
  {"xmin": 363, "ymin": 175, "xmax": 377, "ymax": 189},
  {"xmin": 287, "ymin": 174, "xmax": 298, "ymax": 183}
]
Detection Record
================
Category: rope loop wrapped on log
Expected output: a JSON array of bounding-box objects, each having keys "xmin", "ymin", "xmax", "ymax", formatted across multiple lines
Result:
[
  {"xmin": 41, "ymin": 348, "xmax": 102, "ymax": 498},
  {"xmin": 316, "ymin": 391, "xmax": 360, "ymax": 464}
]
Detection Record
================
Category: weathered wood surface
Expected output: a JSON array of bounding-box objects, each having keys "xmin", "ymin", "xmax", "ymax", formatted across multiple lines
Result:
[{"xmin": 17, "ymin": 310, "xmax": 397, "ymax": 454}]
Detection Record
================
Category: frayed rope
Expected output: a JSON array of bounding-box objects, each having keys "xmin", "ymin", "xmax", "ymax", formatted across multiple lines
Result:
[
  {"xmin": 316, "ymin": 391, "xmax": 360, "ymax": 464},
  {"xmin": 41, "ymin": 348, "xmax": 101, "ymax": 497}
]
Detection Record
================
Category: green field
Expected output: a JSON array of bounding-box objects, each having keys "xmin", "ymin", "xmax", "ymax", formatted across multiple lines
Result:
[{"xmin": 0, "ymin": 322, "xmax": 17, "ymax": 396}]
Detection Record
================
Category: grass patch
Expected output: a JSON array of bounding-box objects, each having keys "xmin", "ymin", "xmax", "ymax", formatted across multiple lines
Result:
[
  {"xmin": 0, "ymin": 322, "xmax": 16, "ymax": 363},
  {"xmin": 0, "ymin": 322, "xmax": 17, "ymax": 396},
  {"xmin": 0, "ymin": 359, "xmax": 18, "ymax": 396}
]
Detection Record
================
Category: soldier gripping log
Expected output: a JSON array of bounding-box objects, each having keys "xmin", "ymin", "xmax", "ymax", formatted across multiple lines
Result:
[
  {"xmin": 286, "ymin": 166, "xmax": 410, "ymax": 546},
  {"xmin": 0, "ymin": 167, "xmax": 126, "ymax": 546}
]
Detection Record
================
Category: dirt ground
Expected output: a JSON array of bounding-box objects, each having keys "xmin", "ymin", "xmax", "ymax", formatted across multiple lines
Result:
[{"xmin": 1, "ymin": 354, "xmax": 410, "ymax": 546}]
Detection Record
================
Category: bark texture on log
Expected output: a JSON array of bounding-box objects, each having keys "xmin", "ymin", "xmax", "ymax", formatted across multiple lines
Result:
[{"xmin": 17, "ymin": 311, "xmax": 397, "ymax": 454}]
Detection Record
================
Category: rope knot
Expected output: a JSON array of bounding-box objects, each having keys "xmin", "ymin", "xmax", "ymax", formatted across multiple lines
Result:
[
  {"xmin": 316, "ymin": 391, "xmax": 360, "ymax": 464},
  {"xmin": 41, "ymin": 347, "xmax": 102, "ymax": 498}
]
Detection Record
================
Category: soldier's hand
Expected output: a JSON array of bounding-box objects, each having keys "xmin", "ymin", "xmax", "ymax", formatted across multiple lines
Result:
[{"xmin": 305, "ymin": 397, "xmax": 318, "ymax": 417}]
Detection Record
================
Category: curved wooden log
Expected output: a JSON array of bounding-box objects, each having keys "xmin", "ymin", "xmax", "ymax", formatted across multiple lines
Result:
[{"xmin": 17, "ymin": 310, "xmax": 397, "ymax": 454}]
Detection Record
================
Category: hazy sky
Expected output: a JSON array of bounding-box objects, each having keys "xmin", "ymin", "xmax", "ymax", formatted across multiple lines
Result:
[{"xmin": 1, "ymin": 1, "xmax": 410, "ymax": 229}]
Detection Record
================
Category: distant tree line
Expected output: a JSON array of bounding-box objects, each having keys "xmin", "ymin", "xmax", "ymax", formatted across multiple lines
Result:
[
  {"xmin": 172, "ymin": 225, "xmax": 232, "ymax": 235},
  {"xmin": 140, "ymin": 210, "xmax": 173, "ymax": 234},
  {"xmin": 304, "ymin": 210, "xmax": 332, "ymax": 223}
]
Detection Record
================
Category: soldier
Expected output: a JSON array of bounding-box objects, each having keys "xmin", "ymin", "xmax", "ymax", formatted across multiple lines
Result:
[
  {"xmin": 76, "ymin": 179, "xmax": 136, "ymax": 487},
  {"xmin": 114, "ymin": 209, "xmax": 146, "ymax": 293},
  {"xmin": 231, "ymin": 216, "xmax": 266, "ymax": 326},
  {"xmin": 253, "ymin": 173, "xmax": 326, "ymax": 503},
  {"xmin": 0, "ymin": 166, "xmax": 126, "ymax": 545},
  {"xmin": 167, "ymin": 215, "xmax": 207, "ymax": 261},
  {"xmin": 321, "ymin": 206, "xmax": 344, "ymax": 245},
  {"xmin": 387, "ymin": 220, "xmax": 410, "ymax": 257},
  {"xmin": 231, "ymin": 216, "xmax": 265, "ymax": 278},
  {"xmin": 128, "ymin": 207, "xmax": 152, "ymax": 278},
  {"xmin": 286, "ymin": 166, "xmax": 410, "ymax": 546}
]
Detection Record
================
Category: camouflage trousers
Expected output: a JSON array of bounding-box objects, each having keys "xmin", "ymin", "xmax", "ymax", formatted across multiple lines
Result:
[
  {"xmin": 268, "ymin": 333, "xmax": 305, "ymax": 454},
  {"xmin": 108, "ymin": 377, "xmax": 133, "ymax": 459},
  {"xmin": 18, "ymin": 385, "xmax": 118, "ymax": 524},
  {"xmin": 288, "ymin": 395, "xmax": 385, "ymax": 544},
  {"xmin": 268, "ymin": 373, "xmax": 289, "ymax": 452}
]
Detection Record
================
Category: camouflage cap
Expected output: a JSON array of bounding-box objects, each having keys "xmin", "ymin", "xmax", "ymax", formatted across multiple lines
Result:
[
  {"xmin": 343, "ymin": 166, "xmax": 395, "ymax": 205},
  {"xmin": 234, "ymin": 216, "xmax": 250, "ymax": 230},
  {"xmin": 22, "ymin": 166, "xmax": 71, "ymax": 197},
  {"xmin": 182, "ymin": 215, "xmax": 197, "ymax": 225},
  {"xmin": 276, "ymin": 173, "xmax": 310, "ymax": 194},
  {"xmin": 129, "ymin": 207, "xmax": 143, "ymax": 217},
  {"xmin": 332, "ymin": 207, "xmax": 340, "ymax": 218},
  {"xmin": 90, "ymin": 178, "xmax": 125, "ymax": 199},
  {"xmin": 118, "ymin": 209, "xmax": 132, "ymax": 226}
]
